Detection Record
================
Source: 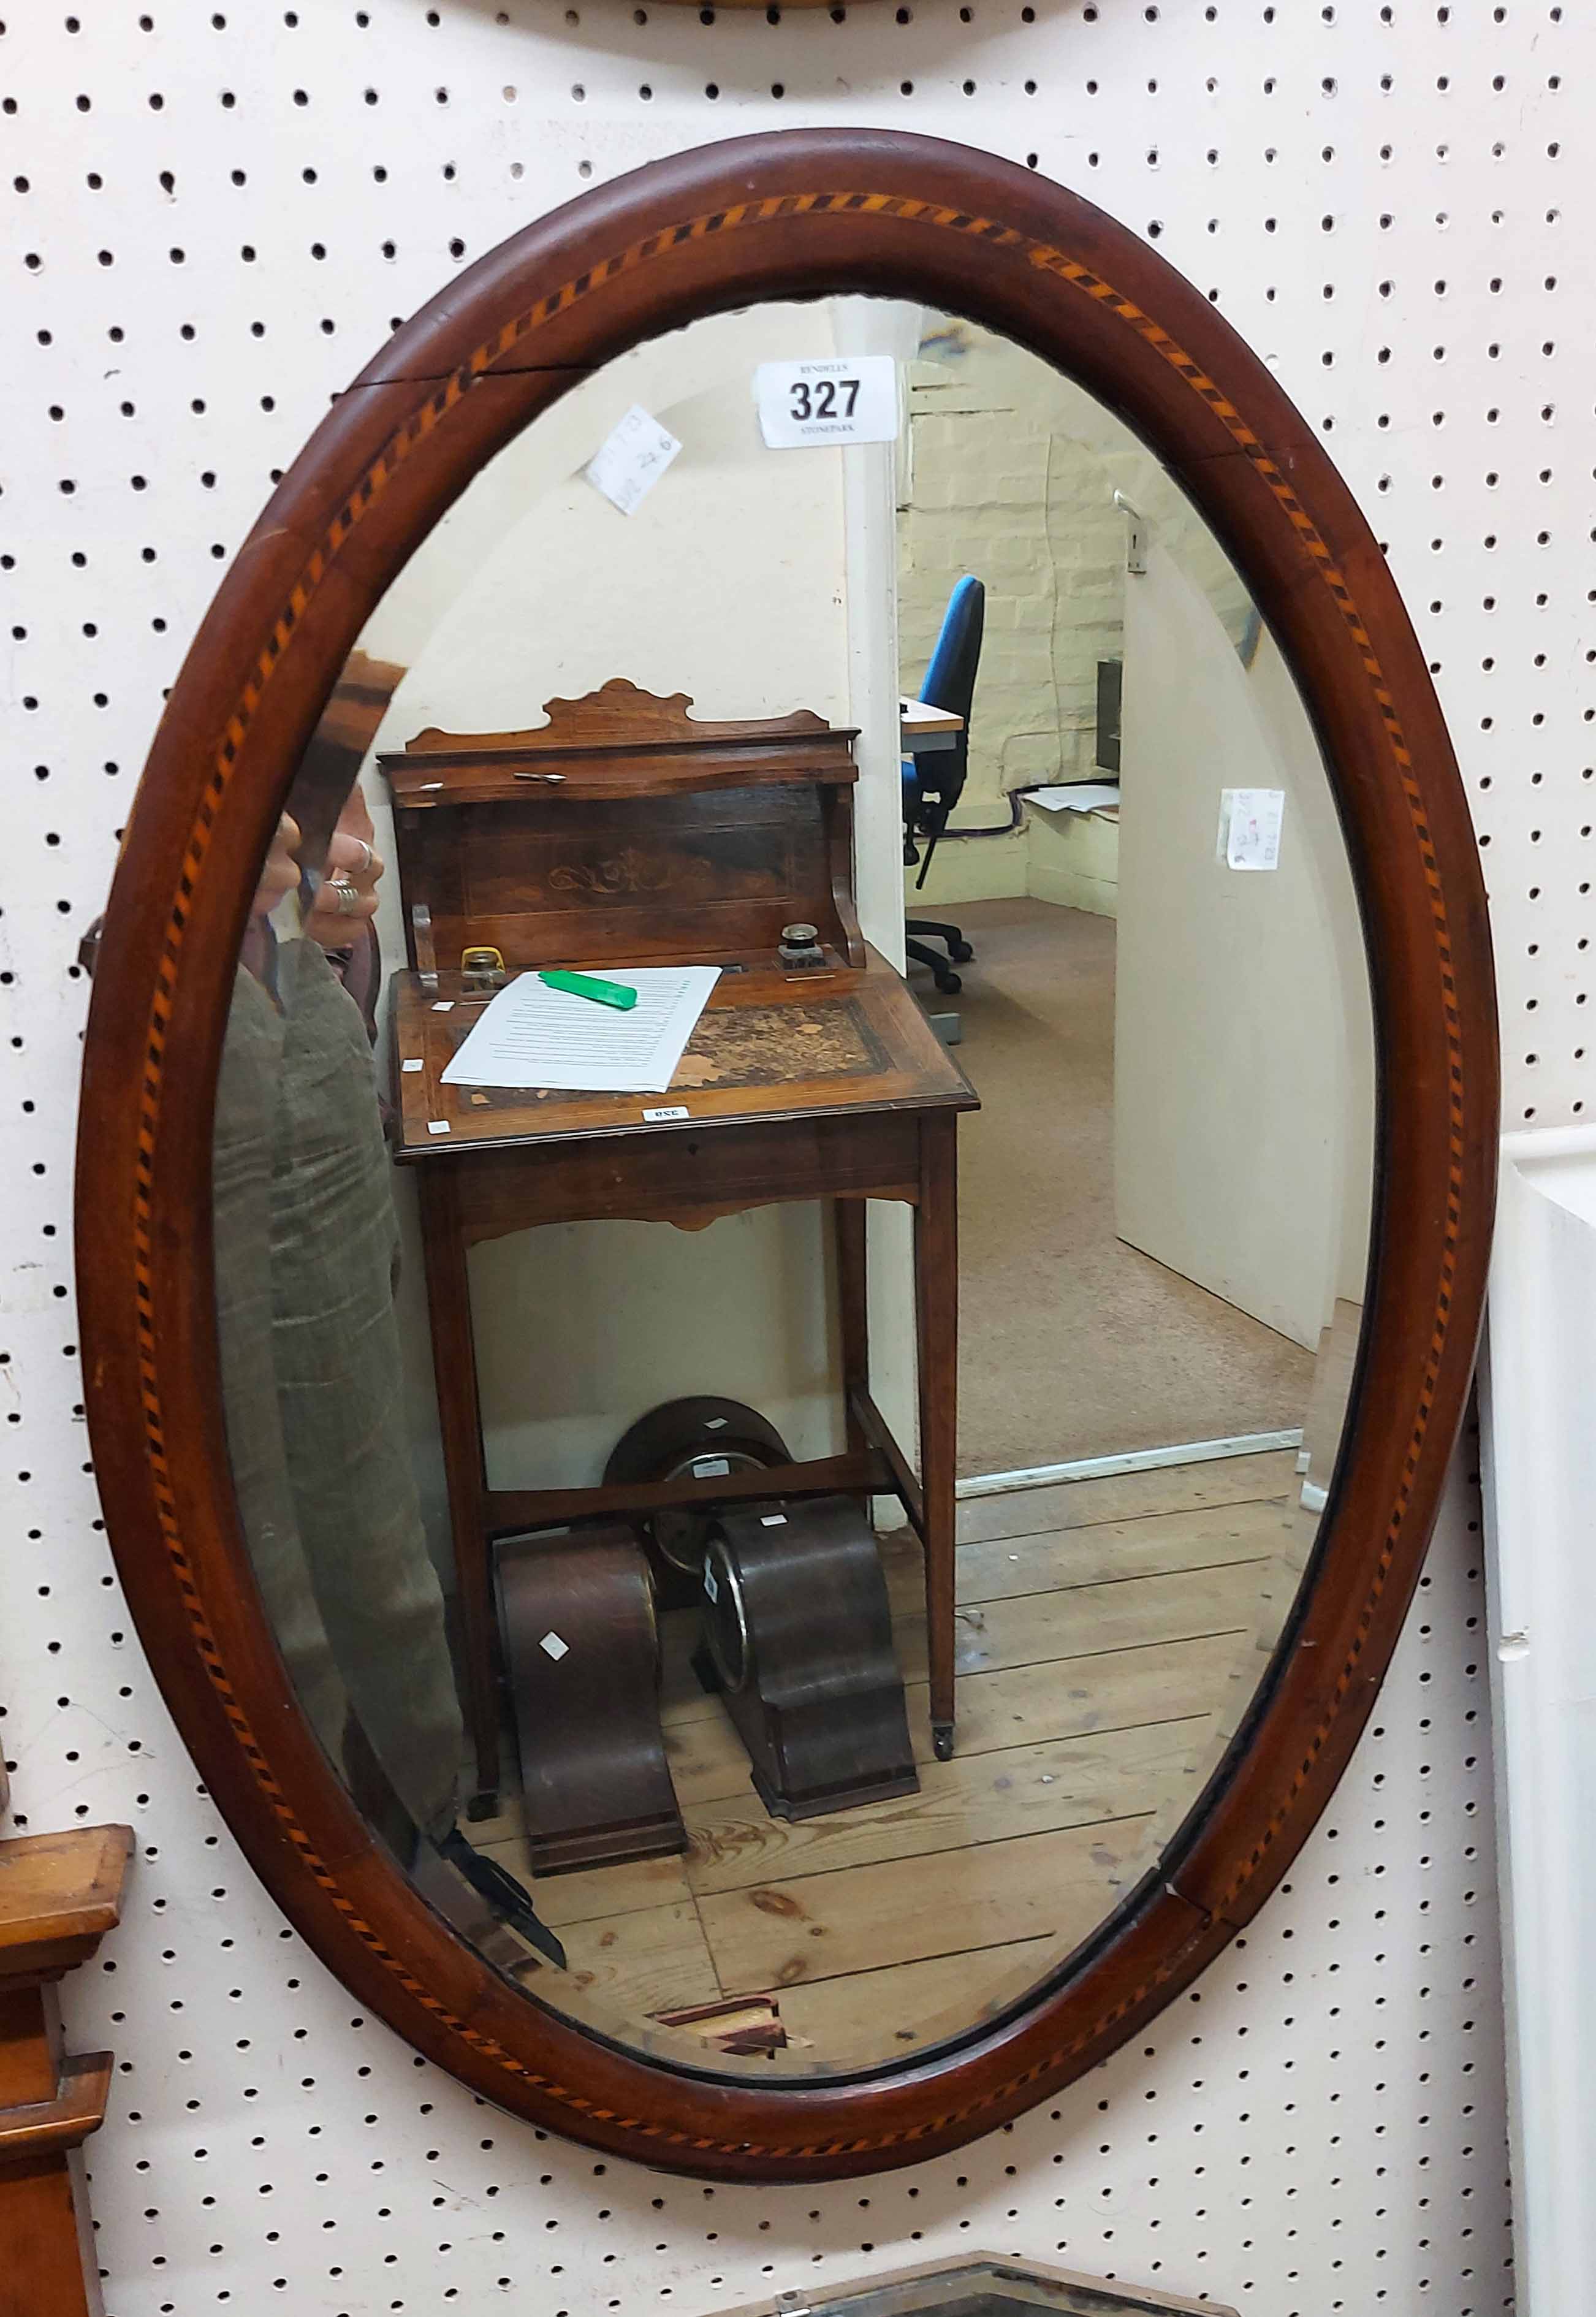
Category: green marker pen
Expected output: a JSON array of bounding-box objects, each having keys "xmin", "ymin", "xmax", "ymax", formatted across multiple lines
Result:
[{"xmin": 538, "ymin": 968, "xmax": 639, "ymax": 1012}]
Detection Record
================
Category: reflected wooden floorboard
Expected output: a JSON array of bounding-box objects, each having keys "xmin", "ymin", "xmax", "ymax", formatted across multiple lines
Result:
[
  {"xmin": 469, "ymin": 1450, "xmax": 1305, "ymax": 2069},
  {"xmin": 682, "ymin": 1715, "xmax": 1209, "ymax": 1896},
  {"xmin": 665, "ymin": 1630, "xmax": 1245, "ymax": 1808},
  {"xmin": 553, "ymin": 1898, "xmax": 723, "ymax": 2014},
  {"xmin": 773, "ymin": 1934, "xmax": 1056, "ymax": 2060},
  {"xmin": 890, "ymin": 1558, "xmax": 1278, "ymax": 1686},
  {"xmin": 927, "ymin": 1493, "xmax": 1292, "ymax": 1606},
  {"xmin": 693, "ymin": 1816, "xmax": 1154, "ymax": 1990}
]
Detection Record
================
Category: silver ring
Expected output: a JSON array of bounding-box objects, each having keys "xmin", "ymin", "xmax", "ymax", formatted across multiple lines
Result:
[
  {"xmin": 349, "ymin": 838, "xmax": 374, "ymax": 876},
  {"xmin": 331, "ymin": 877, "xmax": 361, "ymax": 918}
]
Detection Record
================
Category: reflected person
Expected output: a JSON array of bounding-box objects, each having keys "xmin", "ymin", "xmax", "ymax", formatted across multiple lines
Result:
[{"xmin": 214, "ymin": 788, "xmax": 563, "ymax": 1966}]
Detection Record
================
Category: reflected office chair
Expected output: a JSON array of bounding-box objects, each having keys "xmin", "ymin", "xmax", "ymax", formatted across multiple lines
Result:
[{"xmin": 904, "ymin": 574, "xmax": 985, "ymax": 995}]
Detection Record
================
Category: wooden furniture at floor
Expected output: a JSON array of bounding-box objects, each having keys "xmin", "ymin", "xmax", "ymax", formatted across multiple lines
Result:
[
  {"xmin": 495, "ymin": 1525, "xmax": 686, "ymax": 1873},
  {"xmin": 379, "ymin": 680, "xmax": 976, "ymax": 1815},
  {"xmin": 696, "ymin": 1493, "xmax": 918, "ymax": 1819},
  {"xmin": 0, "ymin": 1820, "xmax": 134, "ymax": 2317}
]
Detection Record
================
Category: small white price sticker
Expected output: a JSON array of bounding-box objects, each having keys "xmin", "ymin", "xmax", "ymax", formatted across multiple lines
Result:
[
  {"xmin": 702, "ymin": 1559, "xmax": 720, "ymax": 1604},
  {"xmin": 1217, "ymin": 786, "xmax": 1285, "ymax": 871},
  {"xmin": 426, "ymin": 1119, "xmax": 451, "ymax": 1135},
  {"xmin": 586, "ymin": 403, "xmax": 682, "ymax": 515},
  {"xmin": 760, "ymin": 1513, "xmax": 787, "ymax": 1528},
  {"xmin": 401, "ymin": 1058, "xmax": 424, "ymax": 1074},
  {"xmin": 642, "ymin": 1105, "xmax": 690, "ymax": 1123},
  {"xmin": 539, "ymin": 1631, "xmax": 569, "ymax": 1662},
  {"xmin": 693, "ymin": 1456, "xmax": 731, "ymax": 1478},
  {"xmin": 754, "ymin": 356, "xmax": 899, "ymax": 450}
]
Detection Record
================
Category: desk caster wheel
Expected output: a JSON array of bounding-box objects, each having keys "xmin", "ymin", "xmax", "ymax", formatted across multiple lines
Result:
[
  {"xmin": 465, "ymin": 1789, "xmax": 500, "ymax": 1824},
  {"xmin": 934, "ymin": 970, "xmax": 962, "ymax": 996},
  {"xmin": 932, "ymin": 1721, "xmax": 955, "ymax": 1762},
  {"xmin": 949, "ymin": 940, "xmax": 975, "ymax": 964}
]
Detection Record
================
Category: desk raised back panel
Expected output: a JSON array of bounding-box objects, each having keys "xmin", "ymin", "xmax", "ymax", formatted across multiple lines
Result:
[{"xmin": 380, "ymin": 678, "xmax": 865, "ymax": 977}]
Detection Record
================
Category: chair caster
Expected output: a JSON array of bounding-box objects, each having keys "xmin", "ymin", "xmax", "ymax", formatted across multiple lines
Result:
[
  {"xmin": 932, "ymin": 1721, "xmax": 955, "ymax": 1762},
  {"xmin": 465, "ymin": 1789, "xmax": 500, "ymax": 1823},
  {"xmin": 933, "ymin": 970, "xmax": 962, "ymax": 996},
  {"xmin": 949, "ymin": 940, "xmax": 975, "ymax": 964}
]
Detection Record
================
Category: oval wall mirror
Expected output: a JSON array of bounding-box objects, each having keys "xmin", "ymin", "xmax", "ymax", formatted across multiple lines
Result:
[{"xmin": 77, "ymin": 130, "xmax": 1496, "ymax": 2178}]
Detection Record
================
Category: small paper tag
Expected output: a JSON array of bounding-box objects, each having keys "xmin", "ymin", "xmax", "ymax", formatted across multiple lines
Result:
[
  {"xmin": 427, "ymin": 1119, "xmax": 451, "ymax": 1135},
  {"xmin": 754, "ymin": 356, "xmax": 899, "ymax": 449},
  {"xmin": 539, "ymin": 1631, "xmax": 569, "ymax": 1661},
  {"xmin": 642, "ymin": 1105, "xmax": 690, "ymax": 1123},
  {"xmin": 401, "ymin": 1058, "xmax": 424, "ymax": 1073},
  {"xmin": 587, "ymin": 404, "xmax": 682, "ymax": 516},
  {"xmin": 760, "ymin": 1513, "xmax": 786, "ymax": 1528},
  {"xmin": 693, "ymin": 1456, "xmax": 731, "ymax": 1478},
  {"xmin": 431, "ymin": 1000, "xmax": 455, "ymax": 1013},
  {"xmin": 705, "ymin": 1416, "xmax": 728, "ymax": 1431},
  {"xmin": 702, "ymin": 1559, "xmax": 719, "ymax": 1604},
  {"xmin": 1217, "ymin": 787, "xmax": 1285, "ymax": 871}
]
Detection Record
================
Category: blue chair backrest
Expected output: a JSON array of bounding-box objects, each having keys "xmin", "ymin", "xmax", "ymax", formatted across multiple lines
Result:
[
  {"xmin": 906, "ymin": 577, "xmax": 984, "ymax": 835},
  {"xmin": 919, "ymin": 576, "xmax": 985, "ymax": 739}
]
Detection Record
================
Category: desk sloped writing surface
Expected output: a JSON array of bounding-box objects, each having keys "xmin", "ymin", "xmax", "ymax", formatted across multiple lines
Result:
[{"xmin": 391, "ymin": 946, "xmax": 974, "ymax": 1177}]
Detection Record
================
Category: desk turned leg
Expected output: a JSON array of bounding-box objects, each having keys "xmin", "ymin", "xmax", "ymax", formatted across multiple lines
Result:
[
  {"xmin": 834, "ymin": 1196, "xmax": 870, "ymax": 1498},
  {"xmin": 417, "ymin": 1170, "xmax": 500, "ymax": 1816},
  {"xmin": 915, "ymin": 1111, "xmax": 959, "ymax": 1762}
]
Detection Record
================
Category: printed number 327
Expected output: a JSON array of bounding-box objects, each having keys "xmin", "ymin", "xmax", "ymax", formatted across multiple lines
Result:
[{"xmin": 789, "ymin": 376, "xmax": 862, "ymax": 421}]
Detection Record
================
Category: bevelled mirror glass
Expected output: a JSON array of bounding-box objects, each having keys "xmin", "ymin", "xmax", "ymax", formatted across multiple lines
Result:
[{"xmin": 210, "ymin": 297, "xmax": 1374, "ymax": 2075}]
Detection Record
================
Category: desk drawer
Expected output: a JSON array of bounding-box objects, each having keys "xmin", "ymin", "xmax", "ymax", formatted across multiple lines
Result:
[{"xmin": 444, "ymin": 1109, "xmax": 927, "ymax": 1239}]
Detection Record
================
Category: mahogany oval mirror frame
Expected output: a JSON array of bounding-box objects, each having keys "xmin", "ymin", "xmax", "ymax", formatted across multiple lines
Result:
[{"xmin": 77, "ymin": 129, "xmax": 1496, "ymax": 2180}]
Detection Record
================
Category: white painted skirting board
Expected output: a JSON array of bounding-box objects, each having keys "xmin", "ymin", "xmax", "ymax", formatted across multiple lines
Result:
[
  {"xmin": 1480, "ymin": 1124, "xmax": 1596, "ymax": 2317},
  {"xmin": 957, "ymin": 1429, "xmax": 1303, "ymax": 1501}
]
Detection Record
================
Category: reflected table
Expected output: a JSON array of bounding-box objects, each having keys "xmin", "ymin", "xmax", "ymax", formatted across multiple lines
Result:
[
  {"xmin": 392, "ymin": 945, "xmax": 977, "ymax": 1814},
  {"xmin": 900, "ymin": 695, "xmax": 963, "ymax": 754}
]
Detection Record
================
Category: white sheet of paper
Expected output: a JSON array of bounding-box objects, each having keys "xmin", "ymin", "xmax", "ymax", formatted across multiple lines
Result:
[
  {"xmin": 1028, "ymin": 782, "xmax": 1121, "ymax": 814},
  {"xmin": 585, "ymin": 404, "xmax": 682, "ymax": 515},
  {"xmin": 439, "ymin": 965, "xmax": 721, "ymax": 1094},
  {"xmin": 1217, "ymin": 786, "xmax": 1285, "ymax": 870},
  {"xmin": 754, "ymin": 356, "xmax": 899, "ymax": 449}
]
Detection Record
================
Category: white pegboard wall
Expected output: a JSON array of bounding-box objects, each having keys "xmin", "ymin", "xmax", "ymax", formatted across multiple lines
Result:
[{"xmin": 0, "ymin": 3, "xmax": 1542, "ymax": 2310}]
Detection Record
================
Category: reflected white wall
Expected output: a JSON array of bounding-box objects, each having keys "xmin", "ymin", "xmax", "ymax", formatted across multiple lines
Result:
[
  {"xmin": 344, "ymin": 305, "xmax": 901, "ymax": 1512},
  {"xmin": 1114, "ymin": 546, "xmax": 1373, "ymax": 1350}
]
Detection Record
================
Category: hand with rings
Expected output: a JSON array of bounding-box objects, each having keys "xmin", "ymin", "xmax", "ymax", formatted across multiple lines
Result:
[{"xmin": 305, "ymin": 785, "xmax": 385, "ymax": 949}]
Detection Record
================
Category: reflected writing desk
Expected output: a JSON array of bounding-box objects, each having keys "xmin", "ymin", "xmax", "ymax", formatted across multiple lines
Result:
[{"xmin": 381, "ymin": 680, "xmax": 976, "ymax": 1813}]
